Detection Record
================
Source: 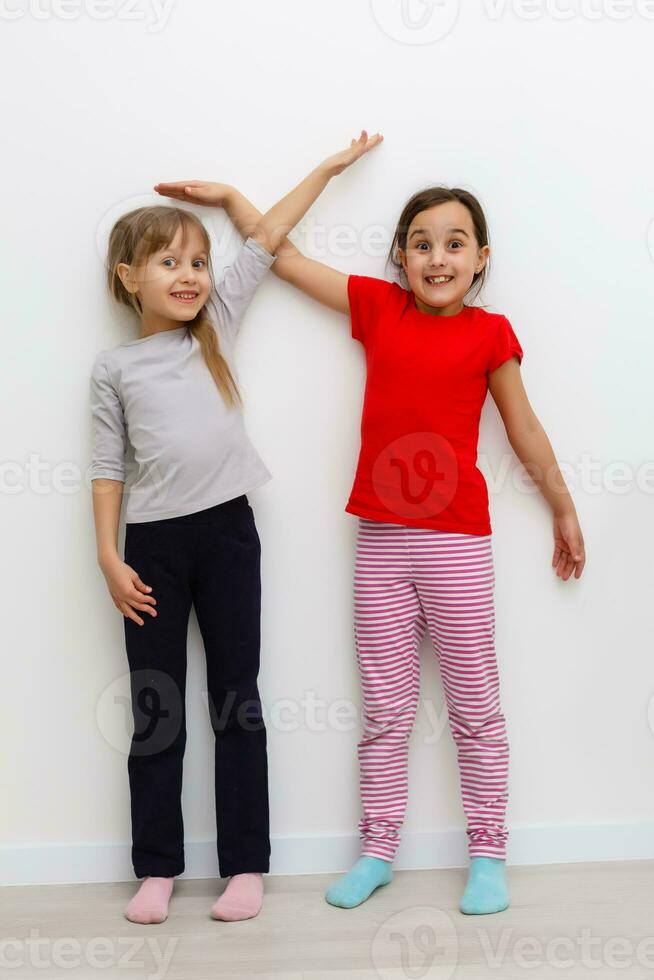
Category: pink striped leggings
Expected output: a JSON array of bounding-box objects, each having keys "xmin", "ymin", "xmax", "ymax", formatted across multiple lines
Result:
[{"xmin": 354, "ymin": 518, "xmax": 509, "ymax": 862}]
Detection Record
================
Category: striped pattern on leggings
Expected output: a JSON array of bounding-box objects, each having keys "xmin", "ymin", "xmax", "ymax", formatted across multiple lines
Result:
[{"xmin": 354, "ymin": 518, "xmax": 509, "ymax": 861}]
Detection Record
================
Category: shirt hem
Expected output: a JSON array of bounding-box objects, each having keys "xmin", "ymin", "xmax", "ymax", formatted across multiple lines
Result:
[
  {"xmin": 124, "ymin": 472, "xmax": 272, "ymax": 524},
  {"xmin": 344, "ymin": 501, "xmax": 492, "ymax": 536}
]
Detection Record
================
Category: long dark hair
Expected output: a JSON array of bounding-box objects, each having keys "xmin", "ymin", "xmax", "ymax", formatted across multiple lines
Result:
[{"xmin": 386, "ymin": 186, "xmax": 490, "ymax": 307}]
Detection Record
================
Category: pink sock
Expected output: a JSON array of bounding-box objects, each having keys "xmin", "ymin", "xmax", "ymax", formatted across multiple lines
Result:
[
  {"xmin": 210, "ymin": 872, "xmax": 264, "ymax": 921},
  {"xmin": 124, "ymin": 876, "xmax": 175, "ymax": 924}
]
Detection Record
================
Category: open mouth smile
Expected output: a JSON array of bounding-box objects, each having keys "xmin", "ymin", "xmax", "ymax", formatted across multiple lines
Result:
[
  {"xmin": 170, "ymin": 291, "xmax": 199, "ymax": 304},
  {"xmin": 424, "ymin": 275, "xmax": 454, "ymax": 287}
]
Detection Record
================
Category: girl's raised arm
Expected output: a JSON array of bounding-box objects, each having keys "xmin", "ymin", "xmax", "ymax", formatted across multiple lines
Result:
[
  {"xmin": 249, "ymin": 130, "xmax": 383, "ymax": 254},
  {"xmin": 267, "ymin": 237, "xmax": 352, "ymax": 315},
  {"xmin": 154, "ymin": 130, "xmax": 383, "ymax": 317}
]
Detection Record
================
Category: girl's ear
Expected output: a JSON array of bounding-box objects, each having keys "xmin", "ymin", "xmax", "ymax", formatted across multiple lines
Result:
[
  {"xmin": 117, "ymin": 262, "xmax": 137, "ymax": 294},
  {"xmin": 476, "ymin": 244, "xmax": 490, "ymax": 274},
  {"xmin": 397, "ymin": 246, "xmax": 408, "ymax": 275}
]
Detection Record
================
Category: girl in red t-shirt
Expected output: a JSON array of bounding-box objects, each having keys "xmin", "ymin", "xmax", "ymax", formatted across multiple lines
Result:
[{"xmin": 158, "ymin": 131, "xmax": 586, "ymax": 917}]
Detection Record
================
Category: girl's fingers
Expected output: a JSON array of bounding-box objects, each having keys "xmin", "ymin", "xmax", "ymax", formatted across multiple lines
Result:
[
  {"xmin": 553, "ymin": 527, "xmax": 585, "ymax": 578},
  {"xmin": 362, "ymin": 134, "xmax": 383, "ymax": 154},
  {"xmin": 562, "ymin": 557, "xmax": 575, "ymax": 580},
  {"xmin": 120, "ymin": 601, "xmax": 144, "ymax": 626},
  {"xmin": 134, "ymin": 584, "xmax": 155, "ymax": 599},
  {"xmin": 153, "ymin": 180, "xmax": 204, "ymax": 200},
  {"xmin": 130, "ymin": 595, "xmax": 157, "ymax": 615},
  {"xmin": 154, "ymin": 189, "xmax": 185, "ymax": 200},
  {"xmin": 155, "ymin": 180, "xmax": 199, "ymax": 189}
]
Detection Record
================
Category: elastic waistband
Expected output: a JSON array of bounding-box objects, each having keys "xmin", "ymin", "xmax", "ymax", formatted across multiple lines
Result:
[{"xmin": 125, "ymin": 494, "xmax": 250, "ymax": 529}]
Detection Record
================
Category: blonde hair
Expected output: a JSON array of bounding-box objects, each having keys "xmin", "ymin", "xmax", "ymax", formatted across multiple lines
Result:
[{"xmin": 106, "ymin": 205, "xmax": 242, "ymax": 408}]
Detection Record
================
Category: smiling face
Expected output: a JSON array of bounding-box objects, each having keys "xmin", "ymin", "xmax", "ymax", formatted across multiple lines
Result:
[
  {"xmin": 117, "ymin": 220, "xmax": 212, "ymax": 333},
  {"xmin": 397, "ymin": 200, "xmax": 490, "ymax": 316}
]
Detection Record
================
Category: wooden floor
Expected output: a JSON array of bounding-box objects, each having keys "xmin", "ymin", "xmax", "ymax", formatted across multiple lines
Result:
[{"xmin": 3, "ymin": 860, "xmax": 654, "ymax": 979}]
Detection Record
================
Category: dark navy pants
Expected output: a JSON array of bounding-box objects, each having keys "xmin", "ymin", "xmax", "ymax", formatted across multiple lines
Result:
[{"xmin": 122, "ymin": 493, "xmax": 270, "ymax": 879}]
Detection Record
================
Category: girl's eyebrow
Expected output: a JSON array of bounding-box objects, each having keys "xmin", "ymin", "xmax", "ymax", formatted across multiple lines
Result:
[
  {"xmin": 409, "ymin": 227, "xmax": 470, "ymax": 240},
  {"xmin": 160, "ymin": 246, "xmax": 208, "ymax": 257}
]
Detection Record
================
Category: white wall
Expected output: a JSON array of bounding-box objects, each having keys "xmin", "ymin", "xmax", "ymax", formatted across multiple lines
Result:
[{"xmin": 2, "ymin": 0, "xmax": 654, "ymax": 885}]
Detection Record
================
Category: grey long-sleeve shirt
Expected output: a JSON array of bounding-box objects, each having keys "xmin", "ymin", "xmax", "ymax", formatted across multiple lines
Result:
[{"xmin": 89, "ymin": 235, "xmax": 276, "ymax": 523}]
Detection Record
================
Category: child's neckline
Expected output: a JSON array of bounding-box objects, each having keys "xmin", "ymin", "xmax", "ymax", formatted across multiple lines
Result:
[
  {"xmin": 409, "ymin": 294, "xmax": 472, "ymax": 320},
  {"xmin": 122, "ymin": 325, "xmax": 188, "ymax": 347}
]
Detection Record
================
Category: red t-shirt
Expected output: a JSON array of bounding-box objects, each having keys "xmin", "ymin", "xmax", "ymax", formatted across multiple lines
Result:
[{"xmin": 345, "ymin": 274, "xmax": 524, "ymax": 536}]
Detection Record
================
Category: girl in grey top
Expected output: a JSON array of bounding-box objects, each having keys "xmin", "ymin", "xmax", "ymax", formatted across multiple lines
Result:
[
  {"xmin": 90, "ymin": 234, "xmax": 276, "ymax": 523},
  {"xmin": 90, "ymin": 131, "xmax": 384, "ymax": 926}
]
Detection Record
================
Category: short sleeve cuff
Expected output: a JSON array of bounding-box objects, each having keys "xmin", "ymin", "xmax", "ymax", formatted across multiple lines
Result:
[
  {"xmin": 488, "ymin": 316, "xmax": 524, "ymax": 375},
  {"xmin": 89, "ymin": 468, "xmax": 126, "ymax": 482},
  {"xmin": 347, "ymin": 274, "xmax": 363, "ymax": 343},
  {"xmin": 243, "ymin": 235, "xmax": 277, "ymax": 267}
]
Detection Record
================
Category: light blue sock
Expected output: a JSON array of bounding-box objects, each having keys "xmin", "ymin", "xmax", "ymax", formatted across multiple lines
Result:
[
  {"xmin": 325, "ymin": 856, "xmax": 393, "ymax": 909},
  {"xmin": 459, "ymin": 857, "xmax": 509, "ymax": 914}
]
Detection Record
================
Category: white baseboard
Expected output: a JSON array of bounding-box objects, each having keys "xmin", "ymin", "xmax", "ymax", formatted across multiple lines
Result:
[{"xmin": 3, "ymin": 822, "xmax": 654, "ymax": 886}]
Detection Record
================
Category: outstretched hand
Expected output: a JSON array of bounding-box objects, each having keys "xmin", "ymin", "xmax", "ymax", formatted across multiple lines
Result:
[
  {"xmin": 323, "ymin": 129, "xmax": 384, "ymax": 177},
  {"xmin": 152, "ymin": 180, "xmax": 231, "ymax": 207},
  {"xmin": 153, "ymin": 130, "xmax": 383, "ymax": 207},
  {"xmin": 552, "ymin": 512, "xmax": 586, "ymax": 580}
]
